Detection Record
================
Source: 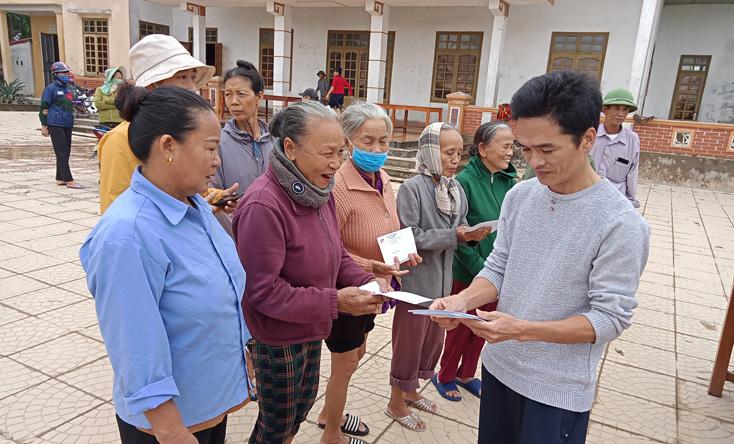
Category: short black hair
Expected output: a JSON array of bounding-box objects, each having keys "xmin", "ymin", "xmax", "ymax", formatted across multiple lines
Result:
[
  {"xmin": 333, "ymin": 66, "xmax": 342, "ymax": 74},
  {"xmin": 223, "ymin": 60, "xmax": 264, "ymax": 94},
  {"xmin": 115, "ymin": 84, "xmax": 213, "ymax": 162},
  {"xmin": 510, "ymin": 71, "xmax": 602, "ymax": 146}
]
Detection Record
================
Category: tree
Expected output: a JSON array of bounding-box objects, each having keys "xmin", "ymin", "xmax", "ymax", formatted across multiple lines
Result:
[{"xmin": 7, "ymin": 13, "xmax": 31, "ymax": 41}]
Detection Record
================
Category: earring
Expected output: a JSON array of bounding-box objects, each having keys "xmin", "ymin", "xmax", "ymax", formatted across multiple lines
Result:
[{"xmin": 166, "ymin": 157, "xmax": 172, "ymax": 166}]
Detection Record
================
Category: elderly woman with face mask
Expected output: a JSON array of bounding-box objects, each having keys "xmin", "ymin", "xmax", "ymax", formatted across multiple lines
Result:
[
  {"xmin": 431, "ymin": 122, "xmax": 517, "ymax": 402},
  {"xmin": 95, "ymin": 66, "xmax": 126, "ymax": 128},
  {"xmin": 385, "ymin": 122, "xmax": 491, "ymax": 433},
  {"xmin": 80, "ymin": 84, "xmax": 252, "ymax": 444},
  {"xmin": 316, "ymin": 101, "xmax": 422, "ymax": 444},
  {"xmin": 232, "ymin": 101, "xmax": 390, "ymax": 444}
]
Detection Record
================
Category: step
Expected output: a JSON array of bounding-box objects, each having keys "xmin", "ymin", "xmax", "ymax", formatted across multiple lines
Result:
[
  {"xmin": 385, "ymin": 155, "xmax": 415, "ymax": 169},
  {"xmin": 382, "ymin": 164, "xmax": 418, "ymax": 180},
  {"xmin": 389, "ymin": 147, "xmax": 418, "ymax": 159}
]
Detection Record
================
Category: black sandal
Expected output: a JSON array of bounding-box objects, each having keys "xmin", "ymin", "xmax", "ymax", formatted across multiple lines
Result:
[{"xmin": 318, "ymin": 413, "xmax": 370, "ymax": 437}]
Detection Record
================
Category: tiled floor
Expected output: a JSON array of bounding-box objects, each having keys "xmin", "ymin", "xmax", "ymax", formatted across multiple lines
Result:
[{"xmin": 1, "ymin": 111, "xmax": 734, "ymax": 443}]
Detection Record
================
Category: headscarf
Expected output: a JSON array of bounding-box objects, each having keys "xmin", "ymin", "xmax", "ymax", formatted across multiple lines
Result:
[
  {"xmin": 100, "ymin": 66, "xmax": 126, "ymax": 95},
  {"xmin": 415, "ymin": 122, "xmax": 462, "ymax": 220}
]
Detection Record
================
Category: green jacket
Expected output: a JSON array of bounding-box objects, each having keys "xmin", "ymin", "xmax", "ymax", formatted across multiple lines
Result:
[
  {"xmin": 522, "ymin": 153, "xmax": 596, "ymax": 180},
  {"xmin": 95, "ymin": 87, "xmax": 122, "ymax": 123},
  {"xmin": 452, "ymin": 155, "xmax": 517, "ymax": 285}
]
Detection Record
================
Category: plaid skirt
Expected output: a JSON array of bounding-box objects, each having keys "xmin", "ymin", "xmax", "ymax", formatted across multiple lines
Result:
[{"xmin": 247, "ymin": 339, "xmax": 321, "ymax": 444}]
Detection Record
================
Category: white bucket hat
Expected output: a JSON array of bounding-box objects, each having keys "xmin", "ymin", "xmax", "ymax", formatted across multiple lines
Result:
[{"xmin": 129, "ymin": 34, "xmax": 215, "ymax": 90}]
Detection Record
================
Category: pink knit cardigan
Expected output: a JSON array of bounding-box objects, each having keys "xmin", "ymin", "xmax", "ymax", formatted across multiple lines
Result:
[{"xmin": 333, "ymin": 160, "xmax": 402, "ymax": 285}]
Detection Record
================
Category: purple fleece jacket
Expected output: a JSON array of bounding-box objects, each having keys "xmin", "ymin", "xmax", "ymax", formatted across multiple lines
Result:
[{"xmin": 232, "ymin": 166, "xmax": 375, "ymax": 345}]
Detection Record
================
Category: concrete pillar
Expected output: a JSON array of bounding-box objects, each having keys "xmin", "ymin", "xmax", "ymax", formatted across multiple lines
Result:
[
  {"xmin": 446, "ymin": 91, "xmax": 472, "ymax": 133},
  {"xmin": 365, "ymin": 1, "xmax": 389, "ymax": 104},
  {"xmin": 0, "ymin": 12, "xmax": 13, "ymax": 82},
  {"xmin": 267, "ymin": 1, "xmax": 292, "ymax": 97},
  {"xmin": 181, "ymin": 2, "xmax": 207, "ymax": 63},
  {"xmin": 54, "ymin": 11, "xmax": 65, "ymax": 62},
  {"xmin": 629, "ymin": 0, "xmax": 663, "ymax": 114},
  {"xmin": 483, "ymin": 0, "xmax": 509, "ymax": 107}
]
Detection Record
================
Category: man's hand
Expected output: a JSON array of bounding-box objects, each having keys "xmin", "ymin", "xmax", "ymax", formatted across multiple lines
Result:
[
  {"xmin": 428, "ymin": 294, "xmax": 468, "ymax": 331},
  {"xmin": 41, "ymin": 126, "xmax": 49, "ymax": 137},
  {"xmin": 462, "ymin": 310, "xmax": 525, "ymax": 343},
  {"xmin": 337, "ymin": 287, "xmax": 385, "ymax": 316}
]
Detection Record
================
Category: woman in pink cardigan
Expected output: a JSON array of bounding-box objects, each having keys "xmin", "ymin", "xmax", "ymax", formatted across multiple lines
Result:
[{"xmin": 318, "ymin": 101, "xmax": 421, "ymax": 444}]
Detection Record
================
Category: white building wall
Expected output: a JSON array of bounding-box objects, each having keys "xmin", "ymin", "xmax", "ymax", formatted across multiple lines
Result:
[
  {"xmin": 644, "ymin": 4, "xmax": 734, "ymax": 124},
  {"xmin": 497, "ymin": 0, "xmax": 644, "ymax": 105},
  {"xmin": 9, "ymin": 41, "xmax": 35, "ymax": 95},
  {"xmin": 129, "ymin": 0, "xmax": 191, "ymax": 45}
]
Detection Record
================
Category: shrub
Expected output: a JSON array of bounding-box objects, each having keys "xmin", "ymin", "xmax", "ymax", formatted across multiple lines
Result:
[{"xmin": 0, "ymin": 79, "xmax": 27, "ymax": 104}]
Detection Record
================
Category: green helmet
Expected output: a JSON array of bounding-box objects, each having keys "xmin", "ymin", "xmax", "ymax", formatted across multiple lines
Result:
[{"xmin": 602, "ymin": 88, "xmax": 638, "ymax": 112}]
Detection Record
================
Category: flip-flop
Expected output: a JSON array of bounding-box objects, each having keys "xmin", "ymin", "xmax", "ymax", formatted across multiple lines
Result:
[
  {"xmin": 318, "ymin": 413, "xmax": 370, "ymax": 437},
  {"xmin": 455, "ymin": 377, "xmax": 482, "ymax": 398},
  {"xmin": 384, "ymin": 408, "xmax": 426, "ymax": 433},
  {"xmin": 66, "ymin": 183, "xmax": 86, "ymax": 189},
  {"xmin": 431, "ymin": 374, "xmax": 461, "ymax": 402},
  {"xmin": 405, "ymin": 397, "xmax": 440, "ymax": 414}
]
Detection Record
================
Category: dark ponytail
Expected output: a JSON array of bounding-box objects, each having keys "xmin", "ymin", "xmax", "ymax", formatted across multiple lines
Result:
[
  {"xmin": 223, "ymin": 60, "xmax": 264, "ymax": 94},
  {"xmin": 115, "ymin": 83, "xmax": 214, "ymax": 162}
]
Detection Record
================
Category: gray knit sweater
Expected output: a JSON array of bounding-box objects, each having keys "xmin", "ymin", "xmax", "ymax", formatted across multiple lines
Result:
[{"xmin": 479, "ymin": 178, "xmax": 650, "ymax": 412}]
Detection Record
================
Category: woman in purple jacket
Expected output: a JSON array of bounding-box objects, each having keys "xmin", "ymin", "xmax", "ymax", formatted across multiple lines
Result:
[{"xmin": 232, "ymin": 101, "xmax": 389, "ymax": 444}]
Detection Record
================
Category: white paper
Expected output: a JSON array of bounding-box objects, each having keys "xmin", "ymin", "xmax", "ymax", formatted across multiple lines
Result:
[
  {"xmin": 359, "ymin": 282, "xmax": 432, "ymax": 305},
  {"xmin": 409, "ymin": 309, "xmax": 488, "ymax": 322},
  {"xmin": 463, "ymin": 220, "xmax": 499, "ymax": 233},
  {"xmin": 376, "ymin": 227, "xmax": 417, "ymax": 264}
]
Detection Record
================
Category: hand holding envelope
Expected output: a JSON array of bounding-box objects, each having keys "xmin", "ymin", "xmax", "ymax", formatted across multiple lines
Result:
[{"xmin": 359, "ymin": 281, "xmax": 432, "ymax": 306}]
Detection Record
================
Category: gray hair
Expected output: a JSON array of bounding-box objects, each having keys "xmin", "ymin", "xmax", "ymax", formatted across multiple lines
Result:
[
  {"xmin": 468, "ymin": 121, "xmax": 513, "ymax": 156},
  {"xmin": 269, "ymin": 101, "xmax": 339, "ymax": 148},
  {"xmin": 340, "ymin": 101, "xmax": 393, "ymax": 139}
]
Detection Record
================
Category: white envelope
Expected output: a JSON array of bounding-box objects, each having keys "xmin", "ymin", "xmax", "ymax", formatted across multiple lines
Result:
[{"xmin": 376, "ymin": 227, "xmax": 417, "ymax": 264}]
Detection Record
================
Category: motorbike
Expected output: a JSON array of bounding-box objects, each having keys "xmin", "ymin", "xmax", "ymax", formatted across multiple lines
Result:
[
  {"xmin": 89, "ymin": 124, "xmax": 113, "ymax": 160},
  {"xmin": 71, "ymin": 84, "xmax": 97, "ymax": 117}
]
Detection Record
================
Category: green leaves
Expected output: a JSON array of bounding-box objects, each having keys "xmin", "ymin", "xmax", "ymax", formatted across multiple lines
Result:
[{"xmin": 0, "ymin": 79, "xmax": 26, "ymax": 104}]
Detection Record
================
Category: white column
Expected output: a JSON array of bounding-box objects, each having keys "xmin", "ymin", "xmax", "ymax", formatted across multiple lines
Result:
[
  {"xmin": 181, "ymin": 2, "xmax": 207, "ymax": 63},
  {"xmin": 365, "ymin": 1, "xmax": 389, "ymax": 104},
  {"xmin": 0, "ymin": 12, "xmax": 13, "ymax": 82},
  {"xmin": 628, "ymin": 0, "xmax": 663, "ymax": 114},
  {"xmin": 483, "ymin": 0, "xmax": 509, "ymax": 107},
  {"xmin": 268, "ymin": 1, "xmax": 292, "ymax": 97}
]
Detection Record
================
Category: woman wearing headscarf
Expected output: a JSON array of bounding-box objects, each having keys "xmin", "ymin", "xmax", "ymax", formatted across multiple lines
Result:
[
  {"xmin": 431, "ymin": 121, "xmax": 517, "ymax": 402},
  {"xmin": 318, "ymin": 101, "xmax": 422, "ymax": 444},
  {"xmin": 210, "ymin": 60, "xmax": 274, "ymax": 237},
  {"xmin": 385, "ymin": 122, "xmax": 491, "ymax": 432},
  {"xmin": 95, "ymin": 66, "xmax": 126, "ymax": 128},
  {"xmin": 80, "ymin": 84, "xmax": 252, "ymax": 444},
  {"xmin": 232, "ymin": 101, "xmax": 389, "ymax": 444}
]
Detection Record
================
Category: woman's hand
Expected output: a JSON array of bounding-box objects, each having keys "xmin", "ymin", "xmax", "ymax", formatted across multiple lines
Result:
[
  {"xmin": 371, "ymin": 253, "xmax": 422, "ymax": 278},
  {"xmin": 144, "ymin": 400, "xmax": 198, "ymax": 444},
  {"xmin": 457, "ymin": 226, "xmax": 492, "ymax": 243},
  {"xmin": 42, "ymin": 109, "xmax": 49, "ymax": 116},
  {"xmin": 41, "ymin": 126, "xmax": 49, "ymax": 137},
  {"xmin": 428, "ymin": 293, "xmax": 468, "ymax": 331},
  {"xmin": 337, "ymin": 287, "xmax": 385, "ymax": 316},
  {"xmin": 218, "ymin": 183, "xmax": 241, "ymax": 216}
]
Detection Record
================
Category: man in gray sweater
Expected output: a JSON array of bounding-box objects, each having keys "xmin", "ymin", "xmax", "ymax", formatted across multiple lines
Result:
[{"xmin": 430, "ymin": 70, "xmax": 650, "ymax": 443}]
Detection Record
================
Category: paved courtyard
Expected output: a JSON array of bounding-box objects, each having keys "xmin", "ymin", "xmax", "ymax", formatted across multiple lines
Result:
[{"xmin": 1, "ymin": 111, "xmax": 734, "ymax": 443}]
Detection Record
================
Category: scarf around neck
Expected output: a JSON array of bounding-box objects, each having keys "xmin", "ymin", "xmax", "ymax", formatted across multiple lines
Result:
[
  {"xmin": 416, "ymin": 122, "xmax": 462, "ymax": 220},
  {"xmin": 269, "ymin": 139, "xmax": 334, "ymax": 209}
]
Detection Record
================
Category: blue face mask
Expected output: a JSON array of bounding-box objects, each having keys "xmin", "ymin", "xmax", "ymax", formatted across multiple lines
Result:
[
  {"xmin": 56, "ymin": 75, "xmax": 70, "ymax": 85},
  {"xmin": 349, "ymin": 141, "xmax": 388, "ymax": 173}
]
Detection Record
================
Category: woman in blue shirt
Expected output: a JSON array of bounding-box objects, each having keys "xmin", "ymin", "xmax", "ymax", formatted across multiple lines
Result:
[{"xmin": 80, "ymin": 83, "xmax": 251, "ymax": 444}]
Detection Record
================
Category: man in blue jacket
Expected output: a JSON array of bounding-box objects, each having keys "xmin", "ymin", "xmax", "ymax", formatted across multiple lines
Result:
[{"xmin": 40, "ymin": 61, "xmax": 84, "ymax": 189}]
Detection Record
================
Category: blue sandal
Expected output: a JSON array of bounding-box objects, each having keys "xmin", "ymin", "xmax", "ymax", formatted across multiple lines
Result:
[
  {"xmin": 431, "ymin": 374, "xmax": 461, "ymax": 402},
  {"xmin": 455, "ymin": 378, "xmax": 482, "ymax": 398}
]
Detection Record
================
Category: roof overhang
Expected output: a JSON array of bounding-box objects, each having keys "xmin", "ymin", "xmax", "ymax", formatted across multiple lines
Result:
[{"xmin": 146, "ymin": 0, "xmax": 553, "ymax": 9}]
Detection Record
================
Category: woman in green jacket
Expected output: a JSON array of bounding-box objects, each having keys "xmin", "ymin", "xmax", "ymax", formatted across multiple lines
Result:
[
  {"xmin": 94, "ymin": 66, "xmax": 126, "ymax": 128},
  {"xmin": 432, "ymin": 121, "xmax": 517, "ymax": 402}
]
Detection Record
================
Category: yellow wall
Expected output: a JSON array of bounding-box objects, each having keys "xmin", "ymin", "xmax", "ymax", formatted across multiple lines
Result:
[
  {"xmin": 61, "ymin": 0, "xmax": 131, "ymax": 77},
  {"xmin": 30, "ymin": 15, "xmax": 58, "ymax": 97}
]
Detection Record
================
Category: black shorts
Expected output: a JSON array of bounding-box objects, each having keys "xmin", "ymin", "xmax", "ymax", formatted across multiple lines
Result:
[
  {"xmin": 328, "ymin": 93, "xmax": 345, "ymax": 109},
  {"xmin": 325, "ymin": 313, "xmax": 376, "ymax": 353}
]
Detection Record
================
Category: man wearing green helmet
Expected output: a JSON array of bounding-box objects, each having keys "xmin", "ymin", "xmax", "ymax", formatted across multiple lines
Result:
[{"xmin": 590, "ymin": 88, "xmax": 641, "ymax": 208}]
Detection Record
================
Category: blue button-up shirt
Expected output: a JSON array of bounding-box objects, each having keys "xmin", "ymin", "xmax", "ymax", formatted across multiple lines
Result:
[
  {"xmin": 590, "ymin": 124, "xmax": 641, "ymax": 208},
  {"xmin": 80, "ymin": 167, "xmax": 251, "ymax": 429}
]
